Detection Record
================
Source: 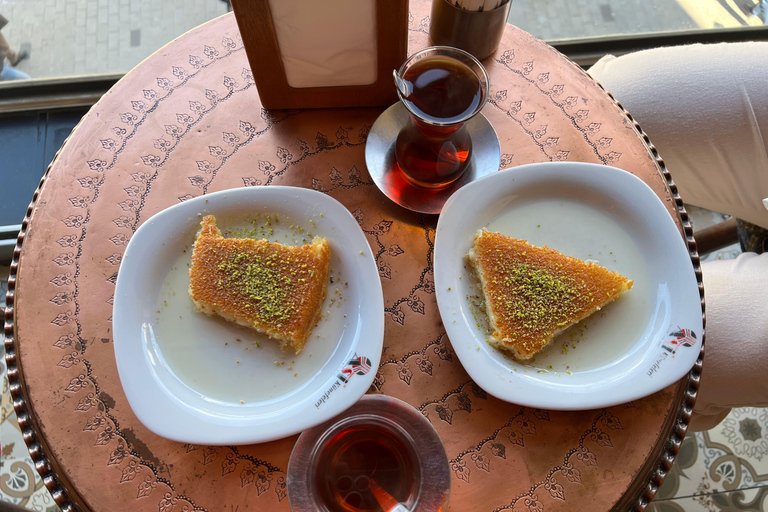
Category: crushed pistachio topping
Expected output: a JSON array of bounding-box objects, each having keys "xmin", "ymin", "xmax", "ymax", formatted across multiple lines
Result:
[
  {"xmin": 215, "ymin": 246, "xmax": 308, "ymax": 324},
  {"xmin": 495, "ymin": 262, "xmax": 578, "ymax": 332}
]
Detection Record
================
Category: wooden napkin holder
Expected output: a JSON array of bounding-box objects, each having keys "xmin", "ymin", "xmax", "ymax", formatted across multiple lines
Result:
[{"xmin": 231, "ymin": 0, "xmax": 409, "ymax": 110}]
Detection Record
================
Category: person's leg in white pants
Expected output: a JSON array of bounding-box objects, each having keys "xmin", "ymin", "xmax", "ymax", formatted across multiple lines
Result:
[{"xmin": 589, "ymin": 42, "xmax": 768, "ymax": 430}]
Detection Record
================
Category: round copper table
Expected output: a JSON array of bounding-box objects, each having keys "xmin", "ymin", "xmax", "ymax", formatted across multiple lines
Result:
[{"xmin": 4, "ymin": 2, "xmax": 704, "ymax": 511}]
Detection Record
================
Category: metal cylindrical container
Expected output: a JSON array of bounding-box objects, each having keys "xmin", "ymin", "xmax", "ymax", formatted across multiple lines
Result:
[{"xmin": 429, "ymin": 0, "xmax": 513, "ymax": 61}]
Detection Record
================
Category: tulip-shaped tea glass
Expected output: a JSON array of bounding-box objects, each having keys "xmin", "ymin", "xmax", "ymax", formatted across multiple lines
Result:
[
  {"xmin": 287, "ymin": 395, "xmax": 451, "ymax": 512},
  {"xmin": 393, "ymin": 46, "xmax": 489, "ymax": 188}
]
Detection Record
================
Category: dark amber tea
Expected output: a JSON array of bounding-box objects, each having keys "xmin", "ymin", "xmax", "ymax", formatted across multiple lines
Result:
[
  {"xmin": 286, "ymin": 396, "xmax": 450, "ymax": 512},
  {"xmin": 399, "ymin": 56, "xmax": 483, "ymax": 124},
  {"xmin": 313, "ymin": 421, "xmax": 419, "ymax": 512},
  {"xmin": 394, "ymin": 49, "xmax": 488, "ymax": 189}
]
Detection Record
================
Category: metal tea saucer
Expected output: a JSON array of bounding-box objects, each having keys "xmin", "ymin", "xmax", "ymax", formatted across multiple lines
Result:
[{"xmin": 365, "ymin": 102, "xmax": 501, "ymax": 215}]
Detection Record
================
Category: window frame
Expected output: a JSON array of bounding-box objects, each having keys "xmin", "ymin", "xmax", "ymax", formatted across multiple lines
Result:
[{"xmin": 2, "ymin": 25, "xmax": 767, "ymax": 113}]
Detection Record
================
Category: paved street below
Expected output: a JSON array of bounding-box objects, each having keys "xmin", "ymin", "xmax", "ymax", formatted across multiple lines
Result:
[
  {"xmin": 2, "ymin": 0, "xmax": 229, "ymax": 80},
  {"xmin": 510, "ymin": 0, "xmax": 762, "ymax": 41},
  {"xmin": 510, "ymin": 0, "xmax": 695, "ymax": 41}
]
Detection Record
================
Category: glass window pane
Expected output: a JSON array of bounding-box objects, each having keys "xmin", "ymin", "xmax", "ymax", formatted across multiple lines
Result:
[
  {"xmin": 508, "ymin": 0, "xmax": 766, "ymax": 41},
  {"xmin": 2, "ymin": 0, "xmax": 767, "ymax": 85},
  {"xmin": 0, "ymin": 0, "xmax": 229, "ymax": 82}
]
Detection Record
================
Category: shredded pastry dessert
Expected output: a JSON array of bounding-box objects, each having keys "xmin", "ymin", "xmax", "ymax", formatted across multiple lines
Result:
[
  {"xmin": 467, "ymin": 229, "xmax": 633, "ymax": 360},
  {"xmin": 188, "ymin": 215, "xmax": 330, "ymax": 354}
]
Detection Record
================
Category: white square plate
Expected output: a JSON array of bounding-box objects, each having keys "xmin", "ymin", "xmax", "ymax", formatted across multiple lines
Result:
[
  {"xmin": 113, "ymin": 186, "xmax": 384, "ymax": 444},
  {"xmin": 434, "ymin": 163, "xmax": 702, "ymax": 410}
]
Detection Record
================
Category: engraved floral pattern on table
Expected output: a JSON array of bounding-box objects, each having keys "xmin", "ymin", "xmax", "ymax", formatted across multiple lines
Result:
[{"xmin": 9, "ymin": 3, "xmax": 688, "ymax": 512}]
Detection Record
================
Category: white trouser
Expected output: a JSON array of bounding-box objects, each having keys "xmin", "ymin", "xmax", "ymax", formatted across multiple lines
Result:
[{"xmin": 589, "ymin": 43, "xmax": 768, "ymax": 430}]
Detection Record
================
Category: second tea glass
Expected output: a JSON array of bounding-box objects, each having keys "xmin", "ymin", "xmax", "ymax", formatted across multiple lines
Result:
[
  {"xmin": 393, "ymin": 46, "xmax": 489, "ymax": 188},
  {"xmin": 287, "ymin": 395, "xmax": 451, "ymax": 512}
]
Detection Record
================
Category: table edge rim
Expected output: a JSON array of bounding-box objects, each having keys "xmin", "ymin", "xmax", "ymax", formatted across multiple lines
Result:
[{"xmin": 2, "ymin": 64, "xmax": 706, "ymax": 512}]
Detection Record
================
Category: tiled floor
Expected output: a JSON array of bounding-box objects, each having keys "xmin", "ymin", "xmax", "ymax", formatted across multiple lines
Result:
[
  {"xmin": 648, "ymin": 411, "xmax": 768, "ymax": 511},
  {"xmin": 1, "ymin": 207, "xmax": 765, "ymax": 511}
]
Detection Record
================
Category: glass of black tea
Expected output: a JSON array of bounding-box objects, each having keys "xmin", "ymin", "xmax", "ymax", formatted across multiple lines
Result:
[
  {"xmin": 287, "ymin": 395, "xmax": 451, "ymax": 512},
  {"xmin": 393, "ymin": 46, "xmax": 489, "ymax": 188}
]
